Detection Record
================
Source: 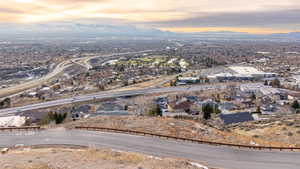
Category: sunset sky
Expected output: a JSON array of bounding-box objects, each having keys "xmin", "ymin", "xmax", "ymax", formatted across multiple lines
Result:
[{"xmin": 1, "ymin": 0, "xmax": 300, "ymax": 34}]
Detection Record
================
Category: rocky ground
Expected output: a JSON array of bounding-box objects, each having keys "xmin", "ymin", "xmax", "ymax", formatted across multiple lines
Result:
[
  {"xmin": 0, "ymin": 147, "xmax": 212, "ymax": 169},
  {"xmin": 65, "ymin": 116, "xmax": 288, "ymax": 147}
]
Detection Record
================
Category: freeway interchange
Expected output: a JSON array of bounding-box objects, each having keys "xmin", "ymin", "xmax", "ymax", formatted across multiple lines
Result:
[{"xmin": 0, "ymin": 50, "xmax": 154, "ymax": 99}]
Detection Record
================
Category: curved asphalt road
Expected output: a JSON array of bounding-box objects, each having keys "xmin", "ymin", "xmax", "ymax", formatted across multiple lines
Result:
[{"xmin": 1, "ymin": 129, "xmax": 300, "ymax": 169}]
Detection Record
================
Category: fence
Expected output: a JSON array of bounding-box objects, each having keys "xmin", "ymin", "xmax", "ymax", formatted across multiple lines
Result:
[
  {"xmin": 0, "ymin": 126, "xmax": 41, "ymax": 131},
  {"xmin": 75, "ymin": 126, "xmax": 300, "ymax": 151}
]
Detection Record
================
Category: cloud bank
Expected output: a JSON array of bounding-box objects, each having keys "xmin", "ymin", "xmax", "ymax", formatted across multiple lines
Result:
[{"xmin": 1, "ymin": 0, "xmax": 300, "ymax": 33}]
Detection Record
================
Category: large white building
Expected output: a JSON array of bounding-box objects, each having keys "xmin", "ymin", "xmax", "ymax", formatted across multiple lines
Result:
[
  {"xmin": 240, "ymin": 83, "xmax": 267, "ymax": 93},
  {"xmin": 229, "ymin": 66, "xmax": 277, "ymax": 78},
  {"xmin": 207, "ymin": 66, "xmax": 277, "ymax": 82}
]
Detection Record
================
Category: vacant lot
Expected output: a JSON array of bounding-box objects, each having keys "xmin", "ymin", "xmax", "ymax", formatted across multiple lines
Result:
[
  {"xmin": 0, "ymin": 147, "xmax": 211, "ymax": 169},
  {"xmin": 230, "ymin": 115, "xmax": 300, "ymax": 147}
]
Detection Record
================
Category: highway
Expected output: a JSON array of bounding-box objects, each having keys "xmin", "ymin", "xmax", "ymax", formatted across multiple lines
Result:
[
  {"xmin": 0, "ymin": 83, "xmax": 229, "ymax": 116},
  {"xmin": 72, "ymin": 50, "xmax": 154, "ymax": 70},
  {"xmin": 0, "ymin": 129, "xmax": 300, "ymax": 169},
  {"xmin": 0, "ymin": 50, "xmax": 154, "ymax": 99},
  {"xmin": 0, "ymin": 61, "xmax": 71, "ymax": 98}
]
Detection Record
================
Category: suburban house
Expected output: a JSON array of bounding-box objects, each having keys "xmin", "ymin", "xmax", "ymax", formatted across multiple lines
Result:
[
  {"xmin": 288, "ymin": 92, "xmax": 300, "ymax": 100},
  {"xmin": 167, "ymin": 100, "xmax": 194, "ymax": 114}
]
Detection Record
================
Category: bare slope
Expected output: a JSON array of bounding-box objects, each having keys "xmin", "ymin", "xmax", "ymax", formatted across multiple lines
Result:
[
  {"xmin": 66, "ymin": 116, "xmax": 288, "ymax": 147},
  {"xmin": 1, "ymin": 147, "xmax": 211, "ymax": 169}
]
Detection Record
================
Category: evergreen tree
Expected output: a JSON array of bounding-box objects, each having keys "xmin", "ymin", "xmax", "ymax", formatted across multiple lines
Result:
[
  {"xmin": 292, "ymin": 100, "xmax": 300, "ymax": 109},
  {"xmin": 41, "ymin": 112, "xmax": 67, "ymax": 125},
  {"xmin": 256, "ymin": 106, "xmax": 262, "ymax": 114},
  {"xmin": 202, "ymin": 104, "xmax": 213, "ymax": 120},
  {"xmin": 251, "ymin": 93, "xmax": 256, "ymax": 100}
]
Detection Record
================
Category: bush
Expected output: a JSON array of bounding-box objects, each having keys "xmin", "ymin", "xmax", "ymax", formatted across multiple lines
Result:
[
  {"xmin": 0, "ymin": 97, "xmax": 11, "ymax": 109},
  {"xmin": 146, "ymin": 105, "xmax": 162, "ymax": 117},
  {"xmin": 41, "ymin": 112, "xmax": 68, "ymax": 125},
  {"xmin": 287, "ymin": 132, "xmax": 294, "ymax": 137},
  {"xmin": 53, "ymin": 112, "xmax": 67, "ymax": 124},
  {"xmin": 271, "ymin": 78, "xmax": 281, "ymax": 88}
]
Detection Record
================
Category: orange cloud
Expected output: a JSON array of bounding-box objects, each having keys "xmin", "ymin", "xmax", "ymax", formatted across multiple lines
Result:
[
  {"xmin": 0, "ymin": 0, "xmax": 300, "ymax": 33},
  {"xmin": 159, "ymin": 27, "xmax": 297, "ymax": 34}
]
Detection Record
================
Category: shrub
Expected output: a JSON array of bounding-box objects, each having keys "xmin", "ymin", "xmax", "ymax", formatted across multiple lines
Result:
[
  {"xmin": 271, "ymin": 78, "xmax": 281, "ymax": 88},
  {"xmin": 41, "ymin": 112, "xmax": 68, "ymax": 125},
  {"xmin": 0, "ymin": 97, "xmax": 11, "ymax": 109},
  {"xmin": 146, "ymin": 105, "xmax": 162, "ymax": 117},
  {"xmin": 287, "ymin": 132, "xmax": 294, "ymax": 137}
]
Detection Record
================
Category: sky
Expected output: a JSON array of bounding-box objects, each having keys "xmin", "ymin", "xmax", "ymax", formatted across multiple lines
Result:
[{"xmin": 1, "ymin": 0, "xmax": 300, "ymax": 34}]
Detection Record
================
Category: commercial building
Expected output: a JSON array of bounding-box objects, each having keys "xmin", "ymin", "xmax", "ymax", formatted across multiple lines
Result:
[
  {"xmin": 177, "ymin": 77, "xmax": 200, "ymax": 84},
  {"xmin": 229, "ymin": 66, "xmax": 277, "ymax": 79},
  {"xmin": 240, "ymin": 83, "xmax": 267, "ymax": 93},
  {"xmin": 207, "ymin": 66, "xmax": 276, "ymax": 82}
]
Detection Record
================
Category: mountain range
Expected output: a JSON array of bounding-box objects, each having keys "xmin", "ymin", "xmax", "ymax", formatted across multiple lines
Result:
[{"xmin": 0, "ymin": 23, "xmax": 299, "ymax": 41}]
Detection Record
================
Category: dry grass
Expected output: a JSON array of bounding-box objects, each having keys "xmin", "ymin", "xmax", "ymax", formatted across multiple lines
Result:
[
  {"xmin": 65, "ymin": 116, "xmax": 284, "ymax": 146},
  {"xmin": 1, "ymin": 147, "xmax": 209, "ymax": 169},
  {"xmin": 230, "ymin": 115, "xmax": 300, "ymax": 147},
  {"xmin": 84, "ymin": 148, "xmax": 146, "ymax": 165},
  {"xmin": 22, "ymin": 164, "xmax": 53, "ymax": 169}
]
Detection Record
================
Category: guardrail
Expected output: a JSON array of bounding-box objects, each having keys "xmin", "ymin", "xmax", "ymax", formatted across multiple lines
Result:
[
  {"xmin": 0, "ymin": 126, "xmax": 41, "ymax": 131},
  {"xmin": 75, "ymin": 126, "xmax": 300, "ymax": 151}
]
